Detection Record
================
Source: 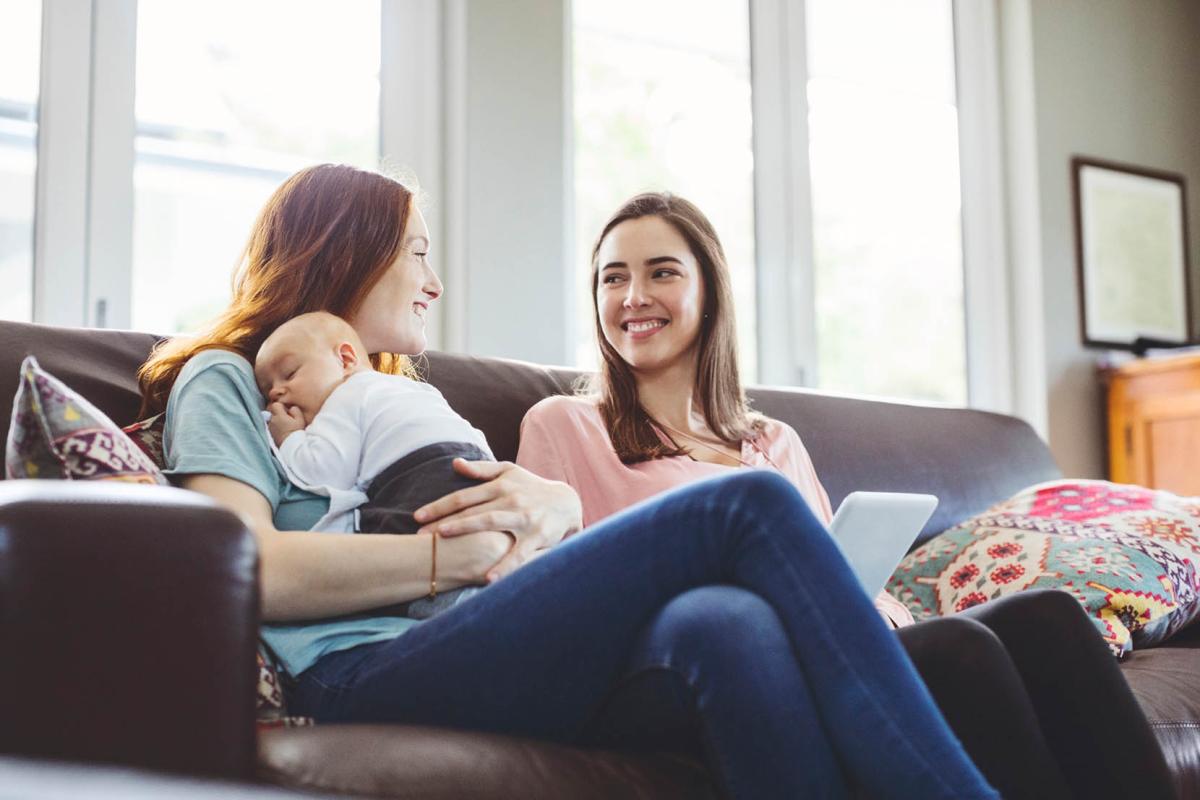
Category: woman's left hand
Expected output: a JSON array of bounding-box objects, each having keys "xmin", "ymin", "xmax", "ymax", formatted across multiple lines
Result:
[{"xmin": 414, "ymin": 459, "xmax": 582, "ymax": 582}]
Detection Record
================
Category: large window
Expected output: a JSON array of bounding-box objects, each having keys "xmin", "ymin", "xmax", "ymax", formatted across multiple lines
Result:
[
  {"xmin": 0, "ymin": 0, "xmax": 41, "ymax": 322},
  {"xmin": 132, "ymin": 1, "xmax": 381, "ymax": 334},
  {"xmin": 806, "ymin": 0, "xmax": 966, "ymax": 403},
  {"xmin": 573, "ymin": 0, "xmax": 756, "ymax": 377}
]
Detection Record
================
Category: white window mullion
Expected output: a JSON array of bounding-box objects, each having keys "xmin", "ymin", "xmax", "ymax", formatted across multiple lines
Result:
[
  {"xmin": 33, "ymin": 0, "xmax": 93, "ymax": 327},
  {"xmin": 381, "ymin": 0, "xmax": 445, "ymax": 349},
  {"xmin": 996, "ymin": 0, "xmax": 1048, "ymax": 437},
  {"xmin": 750, "ymin": 0, "xmax": 816, "ymax": 387},
  {"xmin": 954, "ymin": 0, "xmax": 1014, "ymax": 415},
  {"xmin": 33, "ymin": 0, "xmax": 136, "ymax": 330},
  {"xmin": 86, "ymin": 0, "xmax": 137, "ymax": 330},
  {"xmin": 440, "ymin": 0, "xmax": 469, "ymax": 355}
]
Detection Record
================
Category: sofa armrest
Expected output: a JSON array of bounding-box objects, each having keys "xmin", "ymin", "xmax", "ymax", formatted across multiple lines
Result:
[{"xmin": 0, "ymin": 480, "xmax": 259, "ymax": 780}]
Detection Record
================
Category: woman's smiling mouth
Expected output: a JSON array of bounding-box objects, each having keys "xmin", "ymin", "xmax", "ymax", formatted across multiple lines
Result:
[{"xmin": 622, "ymin": 318, "xmax": 668, "ymax": 339}]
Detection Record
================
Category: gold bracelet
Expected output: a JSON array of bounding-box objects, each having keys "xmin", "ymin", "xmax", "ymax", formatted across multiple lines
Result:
[{"xmin": 428, "ymin": 531, "xmax": 438, "ymax": 599}]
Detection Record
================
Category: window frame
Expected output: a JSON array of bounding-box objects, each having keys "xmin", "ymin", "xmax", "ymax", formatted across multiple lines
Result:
[
  {"xmin": 749, "ymin": 0, "xmax": 1017, "ymax": 415},
  {"xmin": 34, "ymin": 0, "xmax": 410, "ymax": 334},
  {"xmin": 30, "ymin": 0, "xmax": 1023, "ymax": 420}
]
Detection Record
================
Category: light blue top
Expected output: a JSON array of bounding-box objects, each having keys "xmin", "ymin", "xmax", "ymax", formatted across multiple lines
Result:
[{"xmin": 163, "ymin": 349, "xmax": 418, "ymax": 676}]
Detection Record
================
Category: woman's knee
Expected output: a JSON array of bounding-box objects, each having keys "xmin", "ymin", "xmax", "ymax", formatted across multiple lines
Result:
[
  {"xmin": 709, "ymin": 470, "xmax": 819, "ymax": 530},
  {"xmin": 900, "ymin": 615, "xmax": 1010, "ymax": 679},
  {"xmin": 725, "ymin": 469, "xmax": 802, "ymax": 505},
  {"xmin": 962, "ymin": 589, "xmax": 1092, "ymax": 639},
  {"xmin": 962, "ymin": 589, "xmax": 1110, "ymax": 666},
  {"xmin": 638, "ymin": 586, "xmax": 790, "ymax": 667}
]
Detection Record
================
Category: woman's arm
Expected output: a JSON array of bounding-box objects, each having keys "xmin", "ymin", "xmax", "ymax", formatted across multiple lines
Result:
[{"xmin": 183, "ymin": 473, "xmax": 512, "ymax": 621}]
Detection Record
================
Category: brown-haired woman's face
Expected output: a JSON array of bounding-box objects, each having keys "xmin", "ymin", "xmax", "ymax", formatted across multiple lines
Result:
[
  {"xmin": 596, "ymin": 215, "xmax": 706, "ymax": 376},
  {"xmin": 347, "ymin": 207, "xmax": 442, "ymax": 355}
]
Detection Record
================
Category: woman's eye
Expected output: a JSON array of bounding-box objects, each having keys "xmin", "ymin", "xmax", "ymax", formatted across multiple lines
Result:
[
  {"xmin": 653, "ymin": 268, "xmax": 678, "ymax": 279},
  {"xmin": 601, "ymin": 274, "xmax": 626, "ymax": 285}
]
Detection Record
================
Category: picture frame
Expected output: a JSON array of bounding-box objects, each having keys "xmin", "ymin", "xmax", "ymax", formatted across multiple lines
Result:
[{"xmin": 1071, "ymin": 156, "xmax": 1192, "ymax": 350}]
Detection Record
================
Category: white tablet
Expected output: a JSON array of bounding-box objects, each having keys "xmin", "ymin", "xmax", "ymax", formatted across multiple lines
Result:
[{"xmin": 828, "ymin": 491, "xmax": 938, "ymax": 597}]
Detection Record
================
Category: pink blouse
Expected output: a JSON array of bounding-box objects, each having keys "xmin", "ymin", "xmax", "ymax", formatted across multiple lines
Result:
[{"xmin": 516, "ymin": 395, "xmax": 914, "ymax": 628}]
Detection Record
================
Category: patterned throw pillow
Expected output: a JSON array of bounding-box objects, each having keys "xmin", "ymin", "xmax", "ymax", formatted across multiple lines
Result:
[
  {"xmin": 123, "ymin": 412, "xmax": 166, "ymax": 470},
  {"xmin": 5, "ymin": 355, "xmax": 168, "ymax": 484},
  {"xmin": 888, "ymin": 480, "xmax": 1200, "ymax": 656},
  {"xmin": 255, "ymin": 650, "xmax": 314, "ymax": 731}
]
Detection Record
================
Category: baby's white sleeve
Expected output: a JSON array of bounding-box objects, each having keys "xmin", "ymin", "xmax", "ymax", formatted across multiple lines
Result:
[{"xmin": 276, "ymin": 397, "xmax": 363, "ymax": 490}]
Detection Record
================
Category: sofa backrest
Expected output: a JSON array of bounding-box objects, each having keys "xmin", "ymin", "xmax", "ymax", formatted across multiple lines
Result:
[{"xmin": 0, "ymin": 320, "xmax": 1060, "ymax": 542}]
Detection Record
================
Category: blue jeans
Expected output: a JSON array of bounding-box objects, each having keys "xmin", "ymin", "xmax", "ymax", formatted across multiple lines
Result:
[{"xmin": 289, "ymin": 471, "xmax": 997, "ymax": 799}]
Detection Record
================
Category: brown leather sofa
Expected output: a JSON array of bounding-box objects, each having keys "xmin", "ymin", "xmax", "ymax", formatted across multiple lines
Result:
[{"xmin": 2, "ymin": 318, "xmax": 1199, "ymax": 798}]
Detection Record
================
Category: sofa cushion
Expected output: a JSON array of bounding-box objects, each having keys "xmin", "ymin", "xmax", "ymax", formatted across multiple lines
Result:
[
  {"xmin": 6, "ymin": 355, "xmax": 168, "ymax": 485},
  {"xmin": 259, "ymin": 725, "xmax": 715, "ymax": 800},
  {"xmin": 888, "ymin": 479, "xmax": 1200, "ymax": 655},
  {"xmin": 0, "ymin": 320, "xmax": 159, "ymax": 434}
]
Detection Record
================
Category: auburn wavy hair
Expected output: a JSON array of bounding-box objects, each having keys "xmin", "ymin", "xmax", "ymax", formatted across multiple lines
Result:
[
  {"xmin": 138, "ymin": 164, "xmax": 416, "ymax": 417},
  {"xmin": 585, "ymin": 192, "xmax": 760, "ymax": 464}
]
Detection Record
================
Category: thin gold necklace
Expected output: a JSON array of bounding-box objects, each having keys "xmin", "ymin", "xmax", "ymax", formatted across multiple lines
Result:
[{"xmin": 654, "ymin": 419, "xmax": 768, "ymax": 470}]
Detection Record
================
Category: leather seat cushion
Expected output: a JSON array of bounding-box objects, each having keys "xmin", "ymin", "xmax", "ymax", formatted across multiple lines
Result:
[
  {"xmin": 258, "ymin": 725, "xmax": 715, "ymax": 800},
  {"xmin": 1120, "ymin": 640, "xmax": 1200, "ymax": 798}
]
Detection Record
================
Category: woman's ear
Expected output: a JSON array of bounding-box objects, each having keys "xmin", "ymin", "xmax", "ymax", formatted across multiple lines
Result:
[{"xmin": 337, "ymin": 342, "xmax": 359, "ymax": 372}]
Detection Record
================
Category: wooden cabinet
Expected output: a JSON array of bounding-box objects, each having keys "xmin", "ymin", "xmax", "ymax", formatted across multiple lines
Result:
[{"xmin": 1106, "ymin": 353, "xmax": 1200, "ymax": 495}]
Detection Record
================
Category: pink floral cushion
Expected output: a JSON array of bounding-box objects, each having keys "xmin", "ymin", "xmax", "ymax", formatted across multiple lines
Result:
[{"xmin": 888, "ymin": 480, "xmax": 1200, "ymax": 656}]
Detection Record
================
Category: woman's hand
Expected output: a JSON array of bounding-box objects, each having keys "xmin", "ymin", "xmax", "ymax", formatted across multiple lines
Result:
[
  {"xmin": 437, "ymin": 530, "xmax": 516, "ymax": 585},
  {"xmin": 414, "ymin": 459, "xmax": 583, "ymax": 583}
]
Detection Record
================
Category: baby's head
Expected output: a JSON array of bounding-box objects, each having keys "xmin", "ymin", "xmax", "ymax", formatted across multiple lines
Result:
[{"xmin": 255, "ymin": 311, "xmax": 369, "ymax": 425}]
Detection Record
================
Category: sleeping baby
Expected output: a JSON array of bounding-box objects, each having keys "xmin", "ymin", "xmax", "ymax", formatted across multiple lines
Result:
[{"xmin": 254, "ymin": 311, "xmax": 494, "ymax": 619}]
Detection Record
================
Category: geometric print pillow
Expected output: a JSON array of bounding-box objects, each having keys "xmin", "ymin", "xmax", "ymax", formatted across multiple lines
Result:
[
  {"xmin": 887, "ymin": 480, "xmax": 1200, "ymax": 657},
  {"xmin": 255, "ymin": 649, "xmax": 314, "ymax": 731},
  {"xmin": 5, "ymin": 355, "xmax": 169, "ymax": 484},
  {"xmin": 122, "ymin": 412, "xmax": 166, "ymax": 470},
  {"xmin": 5, "ymin": 355, "xmax": 168, "ymax": 484}
]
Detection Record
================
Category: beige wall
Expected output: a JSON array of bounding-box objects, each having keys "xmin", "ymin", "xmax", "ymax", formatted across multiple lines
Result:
[{"xmin": 1026, "ymin": 0, "xmax": 1200, "ymax": 477}]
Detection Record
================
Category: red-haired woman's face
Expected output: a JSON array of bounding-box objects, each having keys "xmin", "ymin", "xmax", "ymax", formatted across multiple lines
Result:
[
  {"xmin": 348, "ymin": 207, "xmax": 442, "ymax": 355},
  {"xmin": 595, "ymin": 215, "xmax": 706, "ymax": 376}
]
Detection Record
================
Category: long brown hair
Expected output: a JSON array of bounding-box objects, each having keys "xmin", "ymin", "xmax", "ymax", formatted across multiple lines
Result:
[
  {"xmin": 586, "ymin": 192, "xmax": 759, "ymax": 463},
  {"xmin": 138, "ymin": 164, "xmax": 416, "ymax": 417}
]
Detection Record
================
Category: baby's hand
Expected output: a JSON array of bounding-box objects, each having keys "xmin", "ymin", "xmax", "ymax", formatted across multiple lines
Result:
[{"xmin": 266, "ymin": 401, "xmax": 305, "ymax": 446}]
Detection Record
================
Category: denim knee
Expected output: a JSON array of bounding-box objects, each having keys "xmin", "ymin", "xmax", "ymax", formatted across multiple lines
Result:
[
  {"xmin": 636, "ymin": 586, "xmax": 791, "ymax": 675},
  {"xmin": 721, "ymin": 469, "xmax": 800, "ymax": 504},
  {"xmin": 706, "ymin": 469, "xmax": 813, "ymax": 525}
]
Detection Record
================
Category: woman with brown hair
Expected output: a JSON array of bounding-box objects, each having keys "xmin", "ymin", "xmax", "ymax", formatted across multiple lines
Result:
[
  {"xmin": 514, "ymin": 191, "xmax": 1174, "ymax": 799},
  {"xmin": 144, "ymin": 164, "xmax": 1004, "ymax": 799}
]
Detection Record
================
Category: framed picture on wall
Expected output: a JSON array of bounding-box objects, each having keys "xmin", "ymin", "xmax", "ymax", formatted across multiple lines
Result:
[{"xmin": 1072, "ymin": 156, "xmax": 1192, "ymax": 350}]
